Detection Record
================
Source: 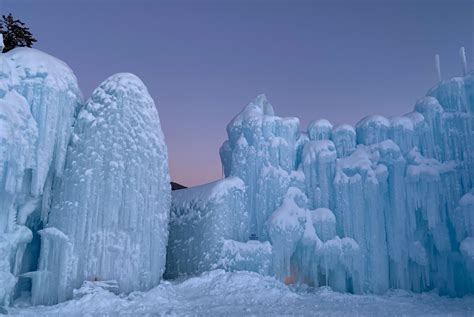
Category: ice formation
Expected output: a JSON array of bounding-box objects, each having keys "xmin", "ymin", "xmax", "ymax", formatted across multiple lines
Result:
[
  {"xmin": 166, "ymin": 177, "xmax": 251, "ymax": 277},
  {"xmin": 0, "ymin": 47, "xmax": 82, "ymax": 306},
  {"xmin": 0, "ymin": 46, "xmax": 170, "ymax": 307},
  {"xmin": 33, "ymin": 73, "xmax": 171, "ymax": 305},
  {"xmin": 1, "ymin": 42, "xmax": 473, "ymax": 310},
  {"xmin": 169, "ymin": 61, "xmax": 474, "ymax": 296}
]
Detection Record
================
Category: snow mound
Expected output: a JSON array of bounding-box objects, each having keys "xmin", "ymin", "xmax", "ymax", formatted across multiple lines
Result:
[
  {"xmin": 8, "ymin": 270, "xmax": 474, "ymax": 316},
  {"xmin": 308, "ymin": 119, "xmax": 333, "ymax": 140}
]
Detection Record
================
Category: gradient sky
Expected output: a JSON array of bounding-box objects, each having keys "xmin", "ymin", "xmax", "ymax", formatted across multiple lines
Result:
[{"xmin": 2, "ymin": 0, "xmax": 473, "ymax": 186}]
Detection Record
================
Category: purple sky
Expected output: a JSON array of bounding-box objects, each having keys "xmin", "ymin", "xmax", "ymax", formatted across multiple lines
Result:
[{"xmin": 2, "ymin": 0, "xmax": 473, "ymax": 186}]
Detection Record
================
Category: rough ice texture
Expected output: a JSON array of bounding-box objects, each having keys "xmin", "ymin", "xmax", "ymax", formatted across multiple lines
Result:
[
  {"xmin": 32, "ymin": 73, "xmax": 171, "ymax": 305},
  {"xmin": 170, "ymin": 71, "xmax": 474, "ymax": 296},
  {"xmin": 218, "ymin": 239, "xmax": 273, "ymax": 275},
  {"xmin": 165, "ymin": 177, "xmax": 248, "ymax": 278},
  {"xmin": 0, "ymin": 48, "xmax": 82, "ymax": 306}
]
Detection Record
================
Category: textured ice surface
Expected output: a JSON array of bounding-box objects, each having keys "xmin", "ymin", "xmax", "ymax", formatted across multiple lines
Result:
[
  {"xmin": 218, "ymin": 239, "xmax": 273, "ymax": 275},
  {"xmin": 166, "ymin": 177, "xmax": 247, "ymax": 278},
  {"xmin": 32, "ymin": 73, "xmax": 171, "ymax": 305},
  {"xmin": 170, "ymin": 71, "xmax": 474, "ymax": 296},
  {"xmin": 0, "ymin": 48, "xmax": 82, "ymax": 306}
]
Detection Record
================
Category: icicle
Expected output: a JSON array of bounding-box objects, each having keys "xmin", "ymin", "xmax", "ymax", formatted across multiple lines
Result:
[
  {"xmin": 460, "ymin": 47, "xmax": 468, "ymax": 76},
  {"xmin": 435, "ymin": 54, "xmax": 442, "ymax": 83}
]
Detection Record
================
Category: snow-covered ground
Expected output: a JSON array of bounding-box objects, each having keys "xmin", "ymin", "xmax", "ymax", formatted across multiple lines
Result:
[{"xmin": 8, "ymin": 270, "xmax": 474, "ymax": 316}]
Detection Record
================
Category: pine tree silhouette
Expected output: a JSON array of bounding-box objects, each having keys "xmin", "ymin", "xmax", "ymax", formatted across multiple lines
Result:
[{"xmin": 0, "ymin": 14, "xmax": 37, "ymax": 53}]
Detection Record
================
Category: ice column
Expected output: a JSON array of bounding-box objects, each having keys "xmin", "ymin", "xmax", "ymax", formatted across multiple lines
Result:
[{"xmin": 34, "ymin": 73, "xmax": 171, "ymax": 304}]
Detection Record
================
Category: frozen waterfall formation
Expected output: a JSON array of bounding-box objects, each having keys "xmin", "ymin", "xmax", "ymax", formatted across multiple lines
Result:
[
  {"xmin": 0, "ymin": 47, "xmax": 170, "ymax": 306},
  {"xmin": 167, "ymin": 55, "xmax": 474, "ymax": 296}
]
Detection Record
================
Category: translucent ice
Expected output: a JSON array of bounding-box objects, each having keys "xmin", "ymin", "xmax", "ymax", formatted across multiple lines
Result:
[
  {"xmin": 33, "ymin": 73, "xmax": 171, "ymax": 305},
  {"xmin": 166, "ymin": 177, "xmax": 247, "ymax": 278},
  {"xmin": 0, "ymin": 48, "xmax": 82, "ymax": 306},
  {"xmin": 173, "ymin": 67, "xmax": 474, "ymax": 296}
]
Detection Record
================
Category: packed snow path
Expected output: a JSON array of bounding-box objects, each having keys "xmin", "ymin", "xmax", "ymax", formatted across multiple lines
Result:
[{"xmin": 8, "ymin": 270, "xmax": 474, "ymax": 316}]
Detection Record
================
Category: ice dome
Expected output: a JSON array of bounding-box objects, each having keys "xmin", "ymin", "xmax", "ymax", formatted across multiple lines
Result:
[{"xmin": 32, "ymin": 73, "xmax": 171, "ymax": 305}]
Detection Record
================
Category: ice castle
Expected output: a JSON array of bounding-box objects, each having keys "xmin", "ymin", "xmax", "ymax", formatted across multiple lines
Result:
[
  {"xmin": 167, "ymin": 48, "xmax": 474, "ymax": 296},
  {"xmin": 0, "ymin": 40, "xmax": 472, "ymax": 307}
]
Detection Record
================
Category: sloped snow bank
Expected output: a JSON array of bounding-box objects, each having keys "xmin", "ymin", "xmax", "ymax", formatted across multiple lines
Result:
[{"xmin": 8, "ymin": 270, "xmax": 474, "ymax": 316}]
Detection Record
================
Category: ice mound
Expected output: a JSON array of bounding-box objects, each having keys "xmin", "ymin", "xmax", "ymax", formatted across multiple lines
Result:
[
  {"xmin": 32, "ymin": 73, "xmax": 170, "ymax": 305},
  {"xmin": 308, "ymin": 119, "xmax": 333, "ymax": 141},
  {"xmin": 0, "ymin": 47, "xmax": 82, "ymax": 306},
  {"xmin": 269, "ymin": 187, "xmax": 361, "ymax": 292},
  {"xmin": 332, "ymin": 124, "xmax": 356, "ymax": 158}
]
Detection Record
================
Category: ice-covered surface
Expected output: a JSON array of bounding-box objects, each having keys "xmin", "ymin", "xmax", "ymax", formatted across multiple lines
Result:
[
  {"xmin": 209, "ymin": 70, "xmax": 474, "ymax": 296},
  {"xmin": 166, "ymin": 177, "xmax": 247, "ymax": 278},
  {"xmin": 0, "ymin": 47, "xmax": 82, "ymax": 306},
  {"xmin": 219, "ymin": 94, "xmax": 301, "ymax": 241},
  {"xmin": 218, "ymin": 239, "xmax": 273, "ymax": 275},
  {"xmin": 33, "ymin": 73, "xmax": 170, "ymax": 305},
  {"xmin": 8, "ymin": 270, "xmax": 474, "ymax": 316}
]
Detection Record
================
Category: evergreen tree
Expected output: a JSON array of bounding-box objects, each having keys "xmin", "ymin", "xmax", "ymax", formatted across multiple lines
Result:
[{"xmin": 0, "ymin": 13, "xmax": 37, "ymax": 53}]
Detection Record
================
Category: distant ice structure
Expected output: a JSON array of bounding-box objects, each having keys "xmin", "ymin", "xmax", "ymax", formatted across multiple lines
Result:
[
  {"xmin": 168, "ymin": 51, "xmax": 474, "ymax": 296},
  {"xmin": 0, "ymin": 47, "xmax": 82, "ymax": 306},
  {"xmin": 32, "ymin": 73, "xmax": 171, "ymax": 305}
]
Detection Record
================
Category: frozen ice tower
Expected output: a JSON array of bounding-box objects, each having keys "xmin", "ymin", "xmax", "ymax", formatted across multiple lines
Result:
[
  {"xmin": 0, "ymin": 47, "xmax": 82, "ymax": 306},
  {"xmin": 168, "ymin": 49, "xmax": 474, "ymax": 297},
  {"xmin": 32, "ymin": 73, "xmax": 171, "ymax": 305},
  {"xmin": 0, "ymin": 47, "xmax": 169, "ymax": 309}
]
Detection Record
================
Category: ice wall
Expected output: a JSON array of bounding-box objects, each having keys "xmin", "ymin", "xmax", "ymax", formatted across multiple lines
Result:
[
  {"xmin": 165, "ymin": 177, "xmax": 250, "ymax": 278},
  {"xmin": 33, "ymin": 73, "xmax": 171, "ymax": 305},
  {"xmin": 216, "ymin": 70, "xmax": 474, "ymax": 295},
  {"xmin": 0, "ymin": 48, "xmax": 82, "ymax": 306}
]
